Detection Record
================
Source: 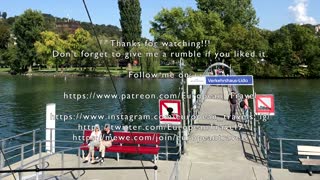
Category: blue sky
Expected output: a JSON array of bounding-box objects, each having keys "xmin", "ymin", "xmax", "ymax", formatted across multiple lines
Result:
[{"xmin": 1, "ymin": 0, "xmax": 319, "ymax": 39}]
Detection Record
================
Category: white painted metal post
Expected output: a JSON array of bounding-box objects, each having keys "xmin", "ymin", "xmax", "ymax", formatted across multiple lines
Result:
[
  {"xmin": 264, "ymin": 136, "xmax": 267, "ymax": 156},
  {"xmin": 165, "ymin": 134, "xmax": 168, "ymax": 161},
  {"xmin": 32, "ymin": 130, "xmax": 36, "ymax": 155},
  {"xmin": 258, "ymin": 123, "xmax": 261, "ymax": 148},
  {"xmin": 178, "ymin": 128, "xmax": 181, "ymax": 157},
  {"xmin": 61, "ymin": 152, "xmax": 64, "ymax": 176},
  {"xmin": 0, "ymin": 141, "xmax": 4, "ymax": 171},
  {"xmin": 78, "ymin": 149, "xmax": 81, "ymax": 179},
  {"xmin": 154, "ymin": 168, "xmax": 158, "ymax": 180},
  {"xmin": 46, "ymin": 103, "xmax": 56, "ymax": 153},
  {"xmin": 199, "ymin": 85, "xmax": 203, "ymax": 104},
  {"xmin": 191, "ymin": 89, "xmax": 196, "ymax": 114},
  {"xmin": 252, "ymin": 87, "xmax": 256, "ymax": 136},
  {"xmin": 185, "ymin": 81, "xmax": 189, "ymax": 127},
  {"xmin": 280, "ymin": 139, "xmax": 283, "ymax": 169},
  {"xmin": 176, "ymin": 160, "xmax": 179, "ymax": 180},
  {"xmin": 20, "ymin": 144, "xmax": 24, "ymax": 178},
  {"xmin": 181, "ymin": 73, "xmax": 187, "ymax": 153}
]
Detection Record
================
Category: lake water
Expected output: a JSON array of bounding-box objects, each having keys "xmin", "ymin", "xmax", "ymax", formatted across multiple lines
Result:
[
  {"xmin": 0, "ymin": 75, "xmax": 180, "ymax": 135},
  {"xmin": 1, "ymin": 75, "xmax": 320, "ymax": 167},
  {"xmin": 241, "ymin": 79, "xmax": 320, "ymax": 139}
]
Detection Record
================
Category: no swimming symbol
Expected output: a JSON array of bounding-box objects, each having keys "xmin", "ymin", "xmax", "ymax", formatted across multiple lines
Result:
[{"xmin": 255, "ymin": 94, "xmax": 275, "ymax": 115}]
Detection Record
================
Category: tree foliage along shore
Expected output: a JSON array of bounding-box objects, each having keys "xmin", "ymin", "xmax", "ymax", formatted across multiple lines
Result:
[
  {"xmin": 150, "ymin": 0, "xmax": 320, "ymax": 78},
  {"xmin": 12, "ymin": 9, "xmax": 44, "ymax": 73},
  {"xmin": 0, "ymin": 0, "xmax": 320, "ymax": 77},
  {"xmin": 0, "ymin": 9, "xmax": 122, "ymax": 73},
  {"xmin": 118, "ymin": 0, "xmax": 142, "ymax": 52}
]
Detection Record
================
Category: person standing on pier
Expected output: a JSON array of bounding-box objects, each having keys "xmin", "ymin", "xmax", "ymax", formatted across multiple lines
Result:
[
  {"xmin": 84, "ymin": 124, "xmax": 101, "ymax": 163},
  {"xmin": 228, "ymin": 90, "xmax": 237, "ymax": 120},
  {"xmin": 242, "ymin": 95, "xmax": 250, "ymax": 122}
]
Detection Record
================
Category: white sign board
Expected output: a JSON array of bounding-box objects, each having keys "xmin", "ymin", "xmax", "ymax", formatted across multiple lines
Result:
[{"xmin": 46, "ymin": 103, "xmax": 56, "ymax": 153}]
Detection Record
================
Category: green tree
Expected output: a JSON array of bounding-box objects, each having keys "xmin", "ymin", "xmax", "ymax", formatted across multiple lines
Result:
[
  {"xmin": 308, "ymin": 56, "xmax": 320, "ymax": 77},
  {"xmin": 219, "ymin": 24, "xmax": 268, "ymax": 75},
  {"xmin": 268, "ymin": 24, "xmax": 319, "ymax": 77},
  {"xmin": 42, "ymin": 14, "xmax": 57, "ymax": 31},
  {"xmin": 118, "ymin": 0, "xmax": 142, "ymax": 54},
  {"xmin": 151, "ymin": 8, "xmax": 186, "ymax": 61},
  {"xmin": 267, "ymin": 27, "xmax": 292, "ymax": 77},
  {"xmin": 67, "ymin": 28, "xmax": 91, "ymax": 70},
  {"xmin": 150, "ymin": 8, "xmax": 224, "ymax": 66},
  {"xmin": 196, "ymin": 0, "xmax": 258, "ymax": 28},
  {"xmin": 2, "ymin": 12, "xmax": 7, "ymax": 19},
  {"xmin": 306, "ymin": 30, "xmax": 320, "ymax": 78},
  {"xmin": 12, "ymin": 9, "xmax": 44, "ymax": 73},
  {"xmin": 131, "ymin": 44, "xmax": 160, "ymax": 73},
  {"xmin": 0, "ymin": 21, "xmax": 10, "ymax": 49},
  {"xmin": 81, "ymin": 22, "xmax": 122, "ymax": 38},
  {"xmin": 99, "ymin": 35, "xmax": 121, "ymax": 67},
  {"xmin": 5, "ymin": 46, "xmax": 18, "ymax": 69},
  {"xmin": 34, "ymin": 31, "xmax": 67, "ymax": 71}
]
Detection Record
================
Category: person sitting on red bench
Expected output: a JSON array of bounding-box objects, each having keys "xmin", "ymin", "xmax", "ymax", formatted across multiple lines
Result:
[
  {"xmin": 97, "ymin": 124, "xmax": 114, "ymax": 163},
  {"xmin": 83, "ymin": 124, "xmax": 101, "ymax": 163}
]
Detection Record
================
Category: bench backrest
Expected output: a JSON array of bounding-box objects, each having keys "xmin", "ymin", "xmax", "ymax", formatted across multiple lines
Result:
[
  {"xmin": 297, "ymin": 145, "xmax": 320, "ymax": 156},
  {"xmin": 83, "ymin": 130, "xmax": 92, "ymax": 143},
  {"xmin": 83, "ymin": 130, "xmax": 160, "ymax": 145}
]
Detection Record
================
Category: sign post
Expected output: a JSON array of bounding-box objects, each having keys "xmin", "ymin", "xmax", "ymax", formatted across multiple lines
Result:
[
  {"xmin": 187, "ymin": 75, "xmax": 254, "ymax": 86},
  {"xmin": 254, "ymin": 94, "xmax": 275, "ymax": 148},
  {"xmin": 159, "ymin": 100, "xmax": 181, "ymax": 125},
  {"xmin": 46, "ymin": 103, "xmax": 56, "ymax": 153}
]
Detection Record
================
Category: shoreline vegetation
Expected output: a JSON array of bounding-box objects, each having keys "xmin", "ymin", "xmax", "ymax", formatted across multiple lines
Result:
[
  {"xmin": 0, "ymin": 66, "xmax": 181, "ymax": 78},
  {"xmin": 1, "ymin": 67, "xmax": 319, "ymax": 79},
  {"xmin": 1, "ymin": 1, "xmax": 320, "ymax": 79}
]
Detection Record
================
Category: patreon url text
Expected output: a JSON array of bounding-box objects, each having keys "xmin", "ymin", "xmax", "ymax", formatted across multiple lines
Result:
[{"xmin": 63, "ymin": 92, "xmax": 180, "ymax": 101}]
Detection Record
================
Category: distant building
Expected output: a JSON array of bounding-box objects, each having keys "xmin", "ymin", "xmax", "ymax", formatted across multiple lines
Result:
[
  {"xmin": 299, "ymin": 64, "xmax": 308, "ymax": 68},
  {"xmin": 56, "ymin": 20, "xmax": 81, "ymax": 34},
  {"xmin": 316, "ymin": 24, "xmax": 320, "ymax": 33}
]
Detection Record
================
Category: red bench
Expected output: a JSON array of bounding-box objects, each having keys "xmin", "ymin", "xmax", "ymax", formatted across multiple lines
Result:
[{"xmin": 80, "ymin": 130, "xmax": 160, "ymax": 163}]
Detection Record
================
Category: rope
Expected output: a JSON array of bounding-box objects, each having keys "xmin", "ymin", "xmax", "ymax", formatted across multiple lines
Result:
[{"xmin": 81, "ymin": 1, "xmax": 149, "ymax": 179}]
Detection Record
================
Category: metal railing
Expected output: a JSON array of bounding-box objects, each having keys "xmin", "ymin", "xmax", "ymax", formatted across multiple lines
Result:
[
  {"xmin": 195, "ymin": 68, "xmax": 319, "ymax": 178},
  {"xmin": 181, "ymin": 73, "xmax": 280, "ymax": 179},
  {"xmin": 268, "ymin": 167, "xmax": 275, "ymax": 180},
  {"xmin": 169, "ymin": 160, "xmax": 179, "ymax": 180},
  {"xmin": 0, "ymin": 141, "xmax": 83, "ymax": 180},
  {"xmin": 1, "ymin": 141, "xmax": 158, "ymax": 180},
  {"xmin": 0, "ymin": 128, "xmax": 180, "ymax": 169},
  {"xmin": 0, "ymin": 129, "xmax": 41, "ymax": 168},
  {"xmin": 266, "ymin": 136, "xmax": 320, "ymax": 169},
  {"xmin": 1, "ymin": 128, "xmax": 177, "ymax": 180}
]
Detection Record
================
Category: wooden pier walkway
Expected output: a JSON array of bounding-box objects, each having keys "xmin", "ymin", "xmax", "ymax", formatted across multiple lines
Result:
[{"xmin": 178, "ymin": 86, "xmax": 268, "ymax": 180}]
